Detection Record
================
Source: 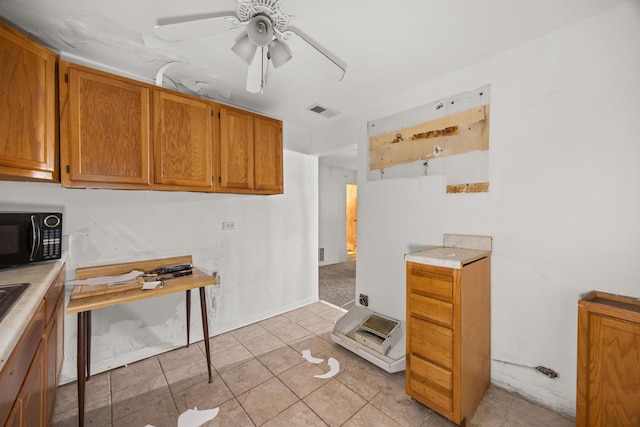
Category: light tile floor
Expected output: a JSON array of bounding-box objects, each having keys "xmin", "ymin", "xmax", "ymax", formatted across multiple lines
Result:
[{"xmin": 51, "ymin": 301, "xmax": 575, "ymax": 427}]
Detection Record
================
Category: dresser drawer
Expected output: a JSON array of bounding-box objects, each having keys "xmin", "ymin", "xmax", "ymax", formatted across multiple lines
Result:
[
  {"xmin": 410, "ymin": 316, "xmax": 453, "ymax": 370},
  {"xmin": 408, "ymin": 354, "xmax": 453, "ymax": 411},
  {"xmin": 410, "ymin": 293, "xmax": 453, "ymax": 327},
  {"xmin": 409, "ymin": 267, "xmax": 453, "ymax": 301}
]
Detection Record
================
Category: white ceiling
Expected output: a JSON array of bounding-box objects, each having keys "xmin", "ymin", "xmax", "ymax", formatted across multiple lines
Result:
[{"xmin": 0, "ymin": 0, "xmax": 629, "ymax": 170}]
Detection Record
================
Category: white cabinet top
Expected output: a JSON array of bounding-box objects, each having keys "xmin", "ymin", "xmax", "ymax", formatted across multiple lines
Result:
[
  {"xmin": 405, "ymin": 234, "xmax": 492, "ymax": 269},
  {"xmin": 405, "ymin": 246, "xmax": 490, "ymax": 269},
  {"xmin": 0, "ymin": 256, "xmax": 66, "ymax": 371}
]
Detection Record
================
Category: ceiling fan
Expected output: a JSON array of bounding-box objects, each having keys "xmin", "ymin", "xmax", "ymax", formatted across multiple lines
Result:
[{"xmin": 153, "ymin": 0, "xmax": 346, "ymax": 94}]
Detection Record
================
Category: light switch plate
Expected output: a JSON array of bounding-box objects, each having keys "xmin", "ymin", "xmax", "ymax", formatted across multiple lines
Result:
[{"xmin": 222, "ymin": 221, "xmax": 236, "ymax": 231}]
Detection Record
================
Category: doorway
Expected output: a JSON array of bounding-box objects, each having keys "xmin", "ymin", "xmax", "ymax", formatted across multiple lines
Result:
[{"xmin": 346, "ymin": 184, "xmax": 357, "ymax": 258}]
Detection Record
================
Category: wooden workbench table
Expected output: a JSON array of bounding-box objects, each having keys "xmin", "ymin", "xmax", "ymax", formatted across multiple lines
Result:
[{"xmin": 66, "ymin": 256, "xmax": 216, "ymax": 427}]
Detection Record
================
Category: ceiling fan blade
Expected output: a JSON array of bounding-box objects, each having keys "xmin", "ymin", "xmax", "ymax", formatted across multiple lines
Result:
[
  {"xmin": 246, "ymin": 47, "xmax": 268, "ymax": 94},
  {"xmin": 154, "ymin": 13, "xmax": 238, "ymax": 42},
  {"xmin": 283, "ymin": 26, "xmax": 345, "ymax": 82}
]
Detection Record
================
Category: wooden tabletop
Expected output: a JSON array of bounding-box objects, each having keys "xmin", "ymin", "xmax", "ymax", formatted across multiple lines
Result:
[{"xmin": 66, "ymin": 256, "xmax": 216, "ymax": 314}]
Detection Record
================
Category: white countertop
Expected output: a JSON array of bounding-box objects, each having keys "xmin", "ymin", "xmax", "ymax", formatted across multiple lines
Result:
[
  {"xmin": 405, "ymin": 246, "xmax": 490, "ymax": 269},
  {"xmin": 0, "ymin": 255, "xmax": 66, "ymax": 371}
]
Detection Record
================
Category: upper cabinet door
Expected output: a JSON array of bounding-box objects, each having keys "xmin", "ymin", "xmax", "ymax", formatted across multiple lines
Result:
[
  {"xmin": 0, "ymin": 22, "xmax": 58, "ymax": 181},
  {"xmin": 153, "ymin": 90, "xmax": 212, "ymax": 189},
  {"xmin": 60, "ymin": 62, "xmax": 152, "ymax": 187},
  {"xmin": 254, "ymin": 116, "xmax": 283, "ymax": 194},
  {"xmin": 219, "ymin": 105, "xmax": 254, "ymax": 191}
]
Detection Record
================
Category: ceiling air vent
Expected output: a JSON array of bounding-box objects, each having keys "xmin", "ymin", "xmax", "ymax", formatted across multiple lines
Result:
[{"xmin": 306, "ymin": 104, "xmax": 340, "ymax": 119}]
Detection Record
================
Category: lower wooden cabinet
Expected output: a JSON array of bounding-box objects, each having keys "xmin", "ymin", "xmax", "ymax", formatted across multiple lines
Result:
[
  {"xmin": 577, "ymin": 291, "xmax": 640, "ymax": 427},
  {"xmin": 44, "ymin": 287, "xmax": 64, "ymax": 422},
  {"xmin": 0, "ymin": 265, "xmax": 65, "ymax": 427},
  {"xmin": 406, "ymin": 257, "xmax": 491, "ymax": 426},
  {"xmin": 18, "ymin": 341, "xmax": 45, "ymax": 427}
]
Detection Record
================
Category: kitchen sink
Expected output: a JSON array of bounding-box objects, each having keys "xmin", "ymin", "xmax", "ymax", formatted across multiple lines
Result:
[{"xmin": 0, "ymin": 283, "xmax": 30, "ymax": 323}]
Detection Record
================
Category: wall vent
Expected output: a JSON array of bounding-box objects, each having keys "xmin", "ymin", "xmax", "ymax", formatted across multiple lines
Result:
[
  {"xmin": 306, "ymin": 104, "xmax": 340, "ymax": 119},
  {"xmin": 318, "ymin": 248, "xmax": 325, "ymax": 262}
]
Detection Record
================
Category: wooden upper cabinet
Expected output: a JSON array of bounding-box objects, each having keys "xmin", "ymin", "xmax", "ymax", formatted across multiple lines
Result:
[
  {"xmin": 153, "ymin": 90, "xmax": 212, "ymax": 189},
  {"xmin": 218, "ymin": 105, "xmax": 283, "ymax": 194},
  {"xmin": 254, "ymin": 115, "xmax": 283, "ymax": 193},
  {"xmin": 218, "ymin": 105, "xmax": 254, "ymax": 191},
  {"xmin": 59, "ymin": 61, "xmax": 152, "ymax": 188},
  {"xmin": 55, "ymin": 57, "xmax": 282, "ymax": 194},
  {"xmin": 0, "ymin": 22, "xmax": 58, "ymax": 182}
]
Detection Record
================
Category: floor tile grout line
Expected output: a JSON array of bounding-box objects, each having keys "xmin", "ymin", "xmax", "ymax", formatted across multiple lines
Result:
[
  {"xmin": 109, "ymin": 368, "xmax": 114, "ymax": 425},
  {"xmin": 110, "ymin": 356, "xmax": 175, "ymax": 424},
  {"xmin": 297, "ymin": 399, "xmax": 329, "ymax": 427},
  {"xmin": 218, "ymin": 358, "xmax": 274, "ymax": 399},
  {"xmin": 156, "ymin": 353, "xmax": 185, "ymax": 422}
]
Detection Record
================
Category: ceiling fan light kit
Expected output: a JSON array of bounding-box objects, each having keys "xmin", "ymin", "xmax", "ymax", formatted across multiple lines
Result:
[
  {"xmin": 246, "ymin": 15, "xmax": 273, "ymax": 46},
  {"xmin": 154, "ymin": 0, "xmax": 345, "ymax": 94},
  {"xmin": 267, "ymin": 39, "xmax": 292, "ymax": 68},
  {"xmin": 232, "ymin": 34, "xmax": 257, "ymax": 64}
]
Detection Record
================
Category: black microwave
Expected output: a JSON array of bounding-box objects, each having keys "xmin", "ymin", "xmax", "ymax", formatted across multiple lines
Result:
[{"xmin": 0, "ymin": 212, "xmax": 63, "ymax": 269}]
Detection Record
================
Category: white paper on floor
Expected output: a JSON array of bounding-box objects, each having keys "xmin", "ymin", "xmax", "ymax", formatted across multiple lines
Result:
[
  {"xmin": 145, "ymin": 406, "xmax": 219, "ymax": 427},
  {"xmin": 313, "ymin": 357, "xmax": 340, "ymax": 379},
  {"xmin": 178, "ymin": 407, "xmax": 219, "ymax": 427},
  {"xmin": 301, "ymin": 349, "xmax": 324, "ymax": 364}
]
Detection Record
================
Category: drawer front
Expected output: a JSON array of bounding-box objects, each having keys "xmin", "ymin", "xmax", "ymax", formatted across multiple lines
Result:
[
  {"xmin": 410, "ymin": 268, "xmax": 453, "ymax": 301},
  {"xmin": 408, "ymin": 354, "xmax": 453, "ymax": 411},
  {"xmin": 410, "ymin": 293, "xmax": 453, "ymax": 327},
  {"xmin": 410, "ymin": 317, "xmax": 453, "ymax": 370}
]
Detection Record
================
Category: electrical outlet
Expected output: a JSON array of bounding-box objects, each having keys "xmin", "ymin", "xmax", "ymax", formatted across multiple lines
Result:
[
  {"xmin": 359, "ymin": 294, "xmax": 368, "ymax": 307},
  {"xmin": 222, "ymin": 221, "xmax": 236, "ymax": 231}
]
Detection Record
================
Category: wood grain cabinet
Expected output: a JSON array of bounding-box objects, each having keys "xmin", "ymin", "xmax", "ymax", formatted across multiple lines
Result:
[
  {"xmin": 59, "ymin": 61, "xmax": 152, "ymax": 188},
  {"xmin": 406, "ymin": 258, "xmax": 491, "ymax": 426},
  {"xmin": 58, "ymin": 60, "xmax": 282, "ymax": 195},
  {"xmin": 44, "ymin": 267, "xmax": 65, "ymax": 423},
  {"xmin": 577, "ymin": 291, "xmax": 640, "ymax": 427},
  {"xmin": 0, "ymin": 22, "xmax": 58, "ymax": 182},
  {"xmin": 254, "ymin": 115, "xmax": 283, "ymax": 194},
  {"xmin": 218, "ymin": 105, "xmax": 283, "ymax": 194},
  {"xmin": 218, "ymin": 105, "xmax": 254, "ymax": 192},
  {"xmin": 0, "ymin": 265, "xmax": 65, "ymax": 427},
  {"xmin": 153, "ymin": 89, "xmax": 213, "ymax": 190}
]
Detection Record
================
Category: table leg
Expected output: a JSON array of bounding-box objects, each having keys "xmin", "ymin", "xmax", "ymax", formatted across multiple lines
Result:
[
  {"xmin": 186, "ymin": 289, "xmax": 191, "ymax": 347},
  {"xmin": 199, "ymin": 287, "xmax": 212, "ymax": 383},
  {"xmin": 76, "ymin": 312, "xmax": 86, "ymax": 427},
  {"xmin": 86, "ymin": 310, "xmax": 92, "ymax": 379}
]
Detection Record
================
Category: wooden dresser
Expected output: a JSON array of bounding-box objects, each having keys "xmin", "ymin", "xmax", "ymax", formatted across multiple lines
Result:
[{"xmin": 405, "ymin": 235, "xmax": 491, "ymax": 426}]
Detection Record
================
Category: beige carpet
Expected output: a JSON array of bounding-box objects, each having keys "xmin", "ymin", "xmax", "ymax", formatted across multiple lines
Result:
[{"xmin": 319, "ymin": 259, "xmax": 356, "ymax": 309}]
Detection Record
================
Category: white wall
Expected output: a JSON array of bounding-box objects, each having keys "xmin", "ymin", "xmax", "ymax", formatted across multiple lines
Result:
[
  {"xmin": 311, "ymin": 2, "xmax": 640, "ymax": 416},
  {"xmin": 318, "ymin": 163, "xmax": 357, "ymax": 266},
  {"xmin": 0, "ymin": 150, "xmax": 318, "ymax": 383}
]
